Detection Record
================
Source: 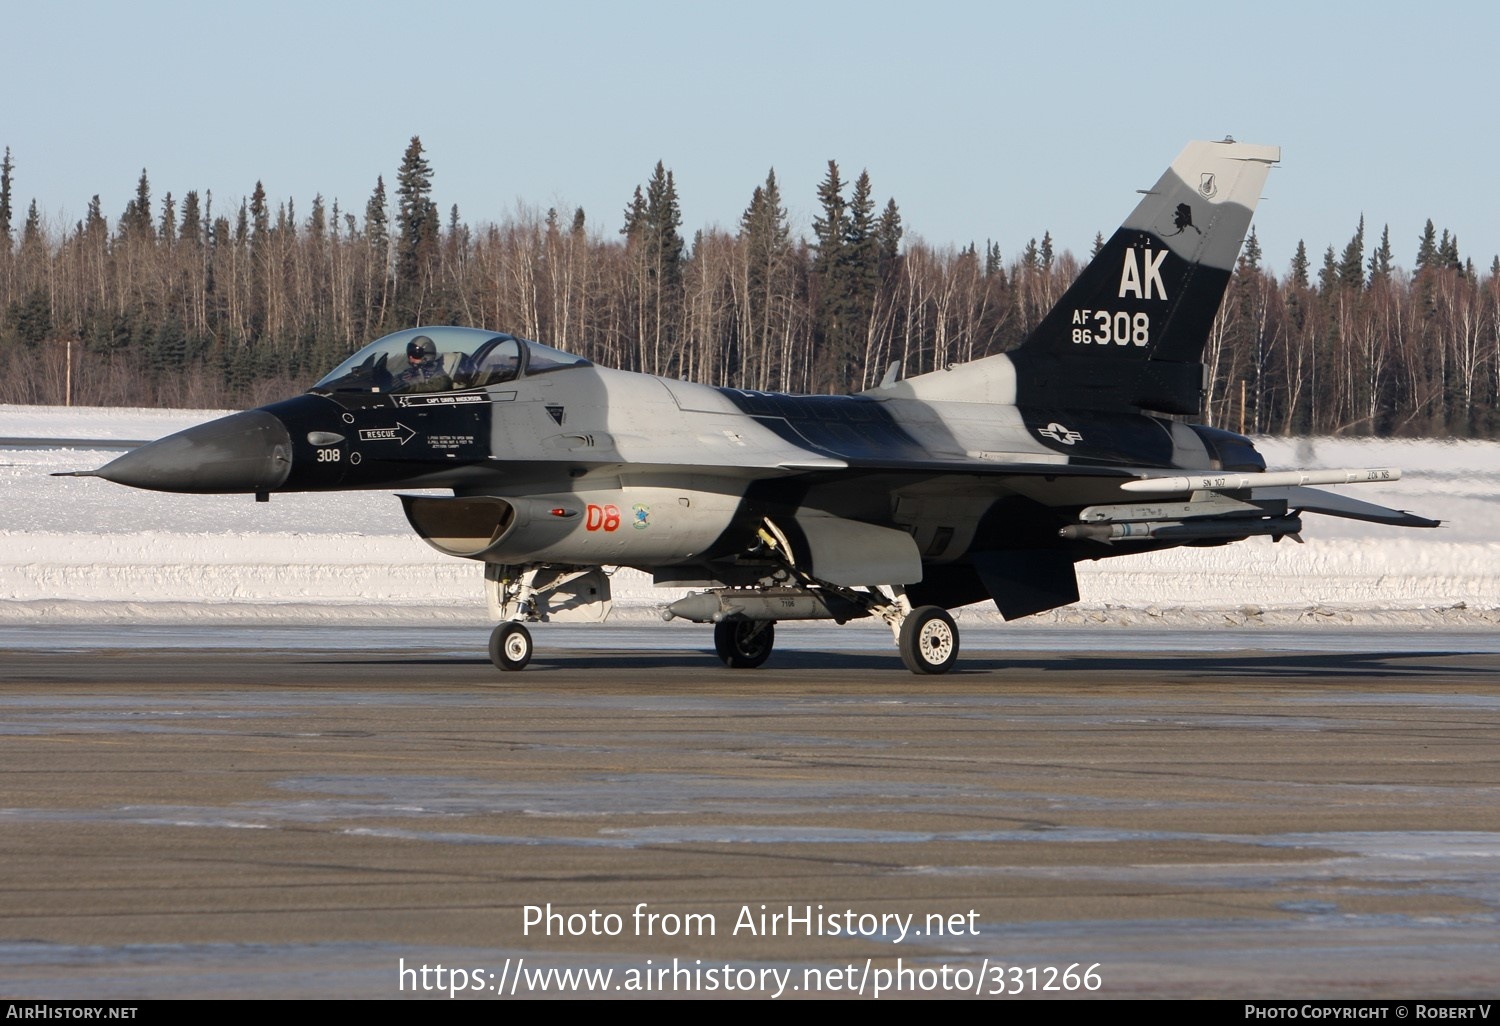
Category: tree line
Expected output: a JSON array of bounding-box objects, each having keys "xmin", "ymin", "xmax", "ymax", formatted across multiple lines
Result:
[{"xmin": 0, "ymin": 139, "xmax": 1496, "ymax": 437}]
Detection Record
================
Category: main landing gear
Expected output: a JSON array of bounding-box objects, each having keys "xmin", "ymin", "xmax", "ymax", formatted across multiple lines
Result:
[
  {"xmin": 712, "ymin": 619, "xmax": 775, "ymax": 668},
  {"xmin": 703, "ymin": 604, "xmax": 958, "ymax": 674},
  {"xmin": 659, "ymin": 519, "xmax": 966, "ymax": 674},
  {"xmin": 897, "ymin": 605, "xmax": 959, "ymax": 675}
]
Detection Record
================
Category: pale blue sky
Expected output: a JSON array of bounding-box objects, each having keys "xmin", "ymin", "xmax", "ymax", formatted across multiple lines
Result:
[{"xmin": 7, "ymin": 0, "xmax": 1495, "ymax": 276}]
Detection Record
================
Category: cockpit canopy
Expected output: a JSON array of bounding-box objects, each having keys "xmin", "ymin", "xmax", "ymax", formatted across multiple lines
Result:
[{"xmin": 310, "ymin": 326, "xmax": 591, "ymax": 396}]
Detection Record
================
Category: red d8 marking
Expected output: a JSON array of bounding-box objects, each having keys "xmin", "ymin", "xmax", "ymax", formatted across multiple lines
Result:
[{"xmin": 585, "ymin": 503, "xmax": 621, "ymax": 532}]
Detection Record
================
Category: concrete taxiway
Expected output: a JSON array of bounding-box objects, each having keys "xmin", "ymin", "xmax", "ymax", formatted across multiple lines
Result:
[{"xmin": 1, "ymin": 624, "xmax": 1498, "ymax": 999}]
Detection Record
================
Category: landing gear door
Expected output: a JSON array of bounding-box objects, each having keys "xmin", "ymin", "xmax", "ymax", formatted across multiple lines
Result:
[
  {"xmin": 769, "ymin": 516, "xmax": 922, "ymax": 586},
  {"xmin": 485, "ymin": 565, "xmax": 613, "ymax": 623}
]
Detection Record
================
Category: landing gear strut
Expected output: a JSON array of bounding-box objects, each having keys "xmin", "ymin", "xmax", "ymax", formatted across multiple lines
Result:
[{"xmin": 713, "ymin": 619, "xmax": 776, "ymax": 668}]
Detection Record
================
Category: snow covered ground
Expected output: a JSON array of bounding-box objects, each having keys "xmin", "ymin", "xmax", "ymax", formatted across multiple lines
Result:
[{"xmin": 1, "ymin": 403, "xmax": 1496, "ymax": 628}]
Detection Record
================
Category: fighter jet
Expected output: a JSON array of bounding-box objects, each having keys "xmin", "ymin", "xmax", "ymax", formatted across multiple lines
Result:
[{"xmin": 71, "ymin": 140, "xmax": 1438, "ymax": 673}]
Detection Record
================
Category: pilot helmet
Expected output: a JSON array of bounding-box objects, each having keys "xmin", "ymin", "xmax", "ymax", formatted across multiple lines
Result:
[{"xmin": 406, "ymin": 335, "xmax": 437, "ymax": 361}]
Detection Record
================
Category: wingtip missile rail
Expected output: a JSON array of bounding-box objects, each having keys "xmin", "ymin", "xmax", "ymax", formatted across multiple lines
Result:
[{"xmin": 1120, "ymin": 468, "xmax": 1402, "ymax": 495}]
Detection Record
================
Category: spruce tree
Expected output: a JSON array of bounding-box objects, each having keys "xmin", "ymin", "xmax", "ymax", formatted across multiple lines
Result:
[
  {"xmin": 737, "ymin": 170, "xmax": 793, "ymax": 384},
  {"xmin": 1318, "ymin": 244, "xmax": 1339, "ymax": 294},
  {"xmin": 21, "ymin": 199, "xmax": 41, "ymax": 249},
  {"xmin": 158, "ymin": 193, "xmax": 176, "ymax": 244},
  {"xmin": 876, "ymin": 198, "xmax": 903, "ymax": 277},
  {"xmin": 621, "ymin": 185, "xmax": 647, "ymax": 239},
  {"xmin": 360, "ymin": 175, "xmax": 392, "ymax": 330},
  {"xmin": 1290, "ymin": 239, "xmax": 1310, "ymax": 289},
  {"xmin": 985, "ymin": 241, "xmax": 1002, "ymax": 276},
  {"xmin": 308, "ymin": 194, "xmax": 327, "ymax": 240},
  {"xmin": 1367, "ymin": 224, "xmax": 1393, "ymax": 284},
  {"xmin": 642, "ymin": 160, "xmax": 684, "ymax": 279},
  {"xmin": 209, "ymin": 210, "xmax": 230, "ymax": 282},
  {"xmin": 620, "ymin": 161, "xmax": 684, "ymax": 374},
  {"xmin": 740, "ymin": 169, "xmax": 790, "ymax": 259},
  {"xmin": 621, "ymin": 161, "xmax": 684, "ymax": 307},
  {"xmin": 811, "ymin": 160, "xmax": 847, "ymax": 274},
  {"xmin": 1438, "ymin": 230, "xmax": 1460, "ymax": 272},
  {"xmin": 180, "ymin": 191, "xmax": 203, "ymax": 247},
  {"xmin": 395, "ymin": 136, "xmax": 441, "ymax": 318},
  {"xmin": 85, "ymin": 195, "xmax": 106, "ymax": 237},
  {"xmin": 1337, "ymin": 215, "xmax": 1364, "ymax": 289},
  {"xmin": 1415, "ymin": 219, "xmax": 1437, "ymax": 274},
  {"xmin": 250, "ymin": 181, "xmax": 270, "ymax": 241},
  {"xmin": 0, "ymin": 147, "xmax": 13, "ymax": 251},
  {"xmin": 19, "ymin": 196, "xmax": 43, "ymax": 325},
  {"xmin": 845, "ymin": 170, "xmax": 879, "ymax": 308},
  {"xmin": 120, "ymin": 169, "xmax": 154, "ymax": 241},
  {"xmin": 12, "ymin": 211, "xmax": 49, "ymax": 341},
  {"xmin": 1239, "ymin": 226, "xmax": 1262, "ymax": 273},
  {"xmin": 811, "ymin": 161, "xmax": 853, "ymax": 389},
  {"xmin": 364, "ymin": 176, "xmax": 389, "ymax": 249}
]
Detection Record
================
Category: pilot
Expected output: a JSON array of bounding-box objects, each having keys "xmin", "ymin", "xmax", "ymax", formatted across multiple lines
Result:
[{"xmin": 394, "ymin": 335, "xmax": 453, "ymax": 393}]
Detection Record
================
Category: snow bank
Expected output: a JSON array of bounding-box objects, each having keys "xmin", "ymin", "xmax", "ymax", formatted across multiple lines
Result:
[{"xmin": 2, "ymin": 404, "xmax": 1496, "ymax": 627}]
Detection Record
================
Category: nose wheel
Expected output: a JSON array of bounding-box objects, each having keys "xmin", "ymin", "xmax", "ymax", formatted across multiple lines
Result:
[
  {"xmin": 489, "ymin": 621, "xmax": 533, "ymax": 671},
  {"xmin": 713, "ymin": 619, "xmax": 776, "ymax": 668}
]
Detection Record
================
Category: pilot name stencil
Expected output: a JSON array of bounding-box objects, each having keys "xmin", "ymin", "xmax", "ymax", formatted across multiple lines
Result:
[{"xmin": 395, "ymin": 392, "xmax": 490, "ymax": 407}]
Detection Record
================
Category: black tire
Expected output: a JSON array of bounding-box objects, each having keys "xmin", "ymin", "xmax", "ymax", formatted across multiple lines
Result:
[
  {"xmin": 489, "ymin": 621, "xmax": 533, "ymax": 671},
  {"xmin": 713, "ymin": 619, "xmax": 775, "ymax": 669},
  {"xmin": 898, "ymin": 606, "xmax": 959, "ymax": 674}
]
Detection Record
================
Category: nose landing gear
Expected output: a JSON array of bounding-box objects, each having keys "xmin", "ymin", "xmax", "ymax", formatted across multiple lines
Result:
[{"xmin": 489, "ymin": 621, "xmax": 533, "ymax": 671}]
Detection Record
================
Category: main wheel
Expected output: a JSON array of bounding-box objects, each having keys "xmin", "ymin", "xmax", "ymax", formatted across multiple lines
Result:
[
  {"xmin": 898, "ymin": 606, "xmax": 959, "ymax": 674},
  {"xmin": 489, "ymin": 621, "xmax": 533, "ymax": 671},
  {"xmin": 713, "ymin": 619, "xmax": 775, "ymax": 668}
]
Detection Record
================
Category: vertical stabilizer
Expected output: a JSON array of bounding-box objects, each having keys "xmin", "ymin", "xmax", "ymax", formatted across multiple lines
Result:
[{"xmin": 1010, "ymin": 139, "xmax": 1279, "ymax": 415}]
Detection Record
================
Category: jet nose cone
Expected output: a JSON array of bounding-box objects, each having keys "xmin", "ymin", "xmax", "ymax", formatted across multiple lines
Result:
[{"xmin": 91, "ymin": 409, "xmax": 293, "ymax": 493}]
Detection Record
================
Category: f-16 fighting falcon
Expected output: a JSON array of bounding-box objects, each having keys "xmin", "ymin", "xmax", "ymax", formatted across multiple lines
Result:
[{"xmin": 70, "ymin": 140, "xmax": 1438, "ymax": 674}]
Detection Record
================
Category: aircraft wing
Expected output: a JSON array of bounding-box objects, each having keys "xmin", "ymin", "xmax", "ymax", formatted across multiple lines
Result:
[{"xmin": 770, "ymin": 447, "xmax": 1436, "ymax": 528}]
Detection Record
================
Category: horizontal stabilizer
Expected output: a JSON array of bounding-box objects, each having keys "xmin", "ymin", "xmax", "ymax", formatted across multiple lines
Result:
[{"xmin": 1260, "ymin": 485, "xmax": 1441, "ymax": 529}]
